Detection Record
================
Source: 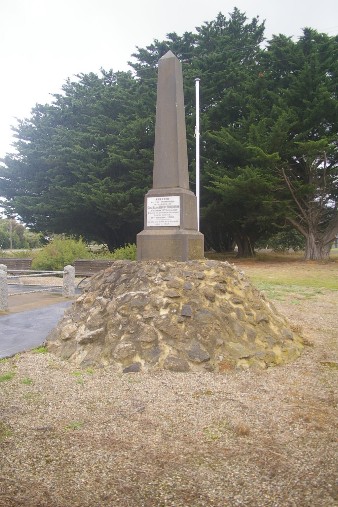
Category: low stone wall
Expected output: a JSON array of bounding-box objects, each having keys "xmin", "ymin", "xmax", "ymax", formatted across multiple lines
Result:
[{"xmin": 47, "ymin": 260, "xmax": 304, "ymax": 372}]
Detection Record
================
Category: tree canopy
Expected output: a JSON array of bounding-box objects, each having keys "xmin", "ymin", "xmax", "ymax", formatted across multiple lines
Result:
[
  {"xmin": 0, "ymin": 9, "xmax": 337, "ymax": 258},
  {"xmin": 0, "ymin": 217, "xmax": 42, "ymax": 249},
  {"xmin": 0, "ymin": 70, "xmax": 154, "ymax": 250}
]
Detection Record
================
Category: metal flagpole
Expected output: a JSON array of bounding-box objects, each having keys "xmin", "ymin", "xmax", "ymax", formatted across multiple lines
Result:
[{"xmin": 195, "ymin": 78, "xmax": 200, "ymax": 231}]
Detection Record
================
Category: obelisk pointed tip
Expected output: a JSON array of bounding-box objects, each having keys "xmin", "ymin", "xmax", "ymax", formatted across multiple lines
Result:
[{"xmin": 160, "ymin": 50, "xmax": 177, "ymax": 60}]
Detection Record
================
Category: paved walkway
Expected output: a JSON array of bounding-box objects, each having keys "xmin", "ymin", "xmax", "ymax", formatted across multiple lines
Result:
[{"xmin": 0, "ymin": 292, "xmax": 73, "ymax": 358}]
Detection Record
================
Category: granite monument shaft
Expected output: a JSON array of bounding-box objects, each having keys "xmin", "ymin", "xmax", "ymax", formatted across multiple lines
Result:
[{"xmin": 137, "ymin": 50, "xmax": 204, "ymax": 261}]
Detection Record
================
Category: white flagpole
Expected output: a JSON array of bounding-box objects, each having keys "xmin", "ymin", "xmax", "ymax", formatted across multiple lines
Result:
[{"xmin": 195, "ymin": 78, "xmax": 200, "ymax": 231}]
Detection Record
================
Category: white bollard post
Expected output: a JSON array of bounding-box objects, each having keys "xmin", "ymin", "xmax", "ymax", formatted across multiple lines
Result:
[
  {"xmin": 63, "ymin": 265, "xmax": 75, "ymax": 298},
  {"xmin": 0, "ymin": 266, "xmax": 8, "ymax": 311}
]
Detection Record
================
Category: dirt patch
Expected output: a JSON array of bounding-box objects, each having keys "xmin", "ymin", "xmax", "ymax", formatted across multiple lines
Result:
[{"xmin": 0, "ymin": 261, "xmax": 337, "ymax": 507}]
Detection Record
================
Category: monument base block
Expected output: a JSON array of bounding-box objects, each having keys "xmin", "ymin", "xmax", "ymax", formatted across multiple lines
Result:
[{"xmin": 137, "ymin": 229, "xmax": 204, "ymax": 261}]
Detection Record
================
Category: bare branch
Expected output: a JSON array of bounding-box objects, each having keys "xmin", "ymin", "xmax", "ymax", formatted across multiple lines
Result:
[
  {"xmin": 281, "ymin": 167, "xmax": 308, "ymax": 221},
  {"xmin": 322, "ymin": 212, "xmax": 338, "ymax": 245},
  {"xmin": 286, "ymin": 216, "xmax": 307, "ymax": 237}
]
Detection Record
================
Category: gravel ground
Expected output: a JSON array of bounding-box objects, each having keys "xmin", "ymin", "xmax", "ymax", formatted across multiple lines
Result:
[{"xmin": 0, "ymin": 277, "xmax": 337, "ymax": 506}]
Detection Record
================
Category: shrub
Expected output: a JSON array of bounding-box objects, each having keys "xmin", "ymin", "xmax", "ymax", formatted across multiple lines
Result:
[
  {"xmin": 94, "ymin": 243, "xmax": 137, "ymax": 261},
  {"xmin": 257, "ymin": 230, "xmax": 305, "ymax": 252},
  {"xmin": 0, "ymin": 249, "xmax": 33, "ymax": 258},
  {"xmin": 110, "ymin": 243, "xmax": 137, "ymax": 260},
  {"xmin": 31, "ymin": 238, "xmax": 92, "ymax": 270}
]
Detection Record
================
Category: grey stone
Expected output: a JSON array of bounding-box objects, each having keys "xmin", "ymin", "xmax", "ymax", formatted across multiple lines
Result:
[
  {"xmin": 142, "ymin": 310, "xmax": 158, "ymax": 320},
  {"xmin": 63, "ymin": 265, "xmax": 75, "ymax": 298},
  {"xmin": 130, "ymin": 297, "xmax": 148, "ymax": 308},
  {"xmin": 225, "ymin": 342, "xmax": 253, "ymax": 359},
  {"xmin": 143, "ymin": 346, "xmax": 161, "ymax": 364},
  {"xmin": 195, "ymin": 309, "xmax": 215, "ymax": 323},
  {"xmin": 136, "ymin": 51, "xmax": 204, "ymax": 261},
  {"xmin": 246, "ymin": 327, "xmax": 257, "ymax": 341},
  {"xmin": 231, "ymin": 297, "xmax": 243, "ymax": 305},
  {"xmin": 163, "ymin": 355, "xmax": 190, "ymax": 372},
  {"xmin": 256, "ymin": 312, "xmax": 270, "ymax": 324},
  {"xmin": 77, "ymin": 327, "xmax": 105, "ymax": 344},
  {"xmin": 229, "ymin": 320, "xmax": 245, "ymax": 338},
  {"xmin": 183, "ymin": 281, "xmax": 193, "ymax": 290},
  {"xmin": 113, "ymin": 342, "xmax": 137, "ymax": 360},
  {"xmin": 235, "ymin": 308, "xmax": 246, "ymax": 321},
  {"xmin": 165, "ymin": 289, "xmax": 181, "ymax": 298},
  {"xmin": 204, "ymin": 289, "xmax": 215, "ymax": 302},
  {"xmin": 0, "ymin": 268, "xmax": 8, "ymax": 311},
  {"xmin": 47, "ymin": 259, "xmax": 304, "ymax": 371},
  {"xmin": 181, "ymin": 304, "xmax": 193, "ymax": 317},
  {"xmin": 167, "ymin": 278, "xmax": 182, "ymax": 289},
  {"xmin": 137, "ymin": 326, "xmax": 157, "ymax": 343},
  {"xmin": 187, "ymin": 340, "xmax": 210, "ymax": 363},
  {"xmin": 196, "ymin": 272, "xmax": 205, "ymax": 280},
  {"xmin": 215, "ymin": 282, "xmax": 227, "ymax": 293},
  {"xmin": 123, "ymin": 363, "xmax": 141, "ymax": 373},
  {"xmin": 282, "ymin": 328, "xmax": 294, "ymax": 340},
  {"xmin": 266, "ymin": 335, "xmax": 278, "ymax": 346}
]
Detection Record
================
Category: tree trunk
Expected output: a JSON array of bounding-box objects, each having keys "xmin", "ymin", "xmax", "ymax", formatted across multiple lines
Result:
[
  {"xmin": 304, "ymin": 232, "xmax": 331, "ymax": 260},
  {"xmin": 235, "ymin": 234, "xmax": 255, "ymax": 258},
  {"xmin": 287, "ymin": 215, "xmax": 338, "ymax": 261}
]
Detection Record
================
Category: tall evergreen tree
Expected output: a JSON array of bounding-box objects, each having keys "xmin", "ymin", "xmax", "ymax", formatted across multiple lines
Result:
[
  {"xmin": 258, "ymin": 30, "xmax": 338, "ymax": 259},
  {"xmin": 0, "ymin": 70, "xmax": 153, "ymax": 250},
  {"xmin": 0, "ymin": 11, "xmax": 336, "ymax": 258}
]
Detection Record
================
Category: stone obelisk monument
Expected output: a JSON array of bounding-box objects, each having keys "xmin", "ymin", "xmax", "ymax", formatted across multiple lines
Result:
[{"xmin": 137, "ymin": 51, "xmax": 204, "ymax": 261}]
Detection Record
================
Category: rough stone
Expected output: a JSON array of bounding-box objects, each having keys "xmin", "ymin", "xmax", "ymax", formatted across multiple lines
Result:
[
  {"xmin": 186, "ymin": 340, "xmax": 210, "ymax": 363},
  {"xmin": 204, "ymin": 289, "xmax": 215, "ymax": 302},
  {"xmin": 183, "ymin": 281, "xmax": 193, "ymax": 290},
  {"xmin": 163, "ymin": 355, "xmax": 190, "ymax": 372},
  {"xmin": 113, "ymin": 342, "xmax": 137, "ymax": 360},
  {"xmin": 165, "ymin": 289, "xmax": 181, "ymax": 299},
  {"xmin": 63, "ymin": 265, "xmax": 75, "ymax": 298},
  {"xmin": 47, "ymin": 260, "xmax": 304, "ymax": 372},
  {"xmin": 123, "ymin": 363, "xmax": 142, "ymax": 373},
  {"xmin": 0, "ymin": 267, "xmax": 8, "ymax": 311},
  {"xmin": 181, "ymin": 304, "xmax": 193, "ymax": 317}
]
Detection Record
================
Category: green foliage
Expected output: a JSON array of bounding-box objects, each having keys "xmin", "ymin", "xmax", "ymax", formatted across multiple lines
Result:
[
  {"xmin": 65, "ymin": 421, "xmax": 83, "ymax": 431},
  {"xmin": 0, "ymin": 218, "xmax": 42, "ymax": 250},
  {"xmin": 0, "ymin": 10, "xmax": 336, "ymax": 259},
  {"xmin": 32, "ymin": 346, "xmax": 48, "ymax": 354},
  {"xmin": 0, "ymin": 421, "xmax": 13, "ymax": 441},
  {"xmin": 257, "ymin": 230, "xmax": 306, "ymax": 252},
  {"xmin": 90, "ymin": 243, "xmax": 136, "ymax": 260},
  {"xmin": 108, "ymin": 243, "xmax": 136, "ymax": 260},
  {"xmin": 31, "ymin": 238, "xmax": 92, "ymax": 270},
  {"xmin": 0, "ymin": 71, "xmax": 153, "ymax": 251},
  {"xmin": 256, "ymin": 31, "xmax": 338, "ymax": 259},
  {"xmin": 71, "ymin": 367, "xmax": 95, "ymax": 385},
  {"xmin": 0, "ymin": 249, "xmax": 33, "ymax": 258},
  {"xmin": 0, "ymin": 372, "xmax": 15, "ymax": 382}
]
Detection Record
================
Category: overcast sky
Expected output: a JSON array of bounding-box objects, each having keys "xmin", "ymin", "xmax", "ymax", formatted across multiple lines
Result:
[{"xmin": 0, "ymin": 0, "xmax": 337, "ymax": 159}]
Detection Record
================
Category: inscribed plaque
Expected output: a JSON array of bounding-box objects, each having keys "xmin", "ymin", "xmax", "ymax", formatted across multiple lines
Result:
[{"xmin": 147, "ymin": 196, "xmax": 180, "ymax": 226}]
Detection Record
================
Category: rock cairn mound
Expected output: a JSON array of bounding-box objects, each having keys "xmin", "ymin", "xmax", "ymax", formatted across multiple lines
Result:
[{"xmin": 47, "ymin": 260, "xmax": 303, "ymax": 372}]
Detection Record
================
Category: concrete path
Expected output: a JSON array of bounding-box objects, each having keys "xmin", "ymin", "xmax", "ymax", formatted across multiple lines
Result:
[{"xmin": 0, "ymin": 292, "xmax": 73, "ymax": 358}]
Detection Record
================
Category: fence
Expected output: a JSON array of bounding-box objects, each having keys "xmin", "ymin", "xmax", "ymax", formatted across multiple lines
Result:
[{"xmin": 0, "ymin": 264, "xmax": 76, "ymax": 311}]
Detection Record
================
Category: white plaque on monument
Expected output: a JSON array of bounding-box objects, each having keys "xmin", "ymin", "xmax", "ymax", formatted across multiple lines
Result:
[{"xmin": 147, "ymin": 196, "xmax": 180, "ymax": 226}]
